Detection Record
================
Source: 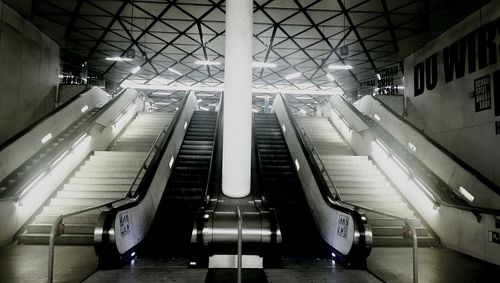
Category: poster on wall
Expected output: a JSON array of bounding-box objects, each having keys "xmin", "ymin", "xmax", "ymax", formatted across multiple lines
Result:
[
  {"xmin": 474, "ymin": 75, "xmax": 491, "ymax": 112},
  {"xmin": 359, "ymin": 64, "xmax": 404, "ymax": 97}
]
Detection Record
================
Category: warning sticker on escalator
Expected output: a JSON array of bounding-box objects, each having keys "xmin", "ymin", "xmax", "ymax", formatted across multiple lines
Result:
[
  {"xmin": 119, "ymin": 212, "xmax": 130, "ymax": 236},
  {"xmin": 337, "ymin": 215, "xmax": 349, "ymax": 239}
]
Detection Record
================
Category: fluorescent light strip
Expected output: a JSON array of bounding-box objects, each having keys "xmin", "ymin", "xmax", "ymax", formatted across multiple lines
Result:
[
  {"xmin": 285, "ymin": 72, "xmax": 301, "ymax": 80},
  {"xmin": 168, "ymin": 68, "xmax": 183, "ymax": 76},
  {"xmin": 252, "ymin": 62, "xmax": 277, "ymax": 68},
  {"xmin": 194, "ymin": 60, "xmax": 221, "ymax": 66},
  {"xmin": 459, "ymin": 186, "xmax": 474, "ymax": 202},
  {"xmin": 105, "ymin": 57, "xmax": 132, "ymax": 62},
  {"xmin": 326, "ymin": 73, "xmax": 335, "ymax": 81},
  {"xmin": 41, "ymin": 133, "xmax": 52, "ymax": 144},
  {"xmin": 200, "ymin": 106, "xmax": 209, "ymax": 111},
  {"xmin": 81, "ymin": 105, "xmax": 89, "ymax": 113},
  {"xmin": 131, "ymin": 66, "xmax": 141, "ymax": 74},
  {"xmin": 328, "ymin": 64, "xmax": 353, "ymax": 70}
]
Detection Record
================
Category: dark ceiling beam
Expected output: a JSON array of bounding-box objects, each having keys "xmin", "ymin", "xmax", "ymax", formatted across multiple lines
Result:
[
  {"xmin": 64, "ymin": 0, "xmax": 85, "ymax": 39},
  {"xmin": 86, "ymin": 1, "xmax": 129, "ymax": 60},
  {"xmin": 336, "ymin": 0, "xmax": 377, "ymax": 71},
  {"xmin": 259, "ymin": 25, "xmax": 278, "ymax": 78},
  {"xmin": 380, "ymin": 0, "xmax": 399, "ymax": 53}
]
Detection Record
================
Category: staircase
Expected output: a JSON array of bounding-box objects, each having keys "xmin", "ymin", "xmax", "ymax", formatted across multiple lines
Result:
[
  {"xmin": 0, "ymin": 108, "xmax": 100, "ymax": 196},
  {"xmin": 296, "ymin": 116, "xmax": 436, "ymax": 247},
  {"xmin": 254, "ymin": 113, "xmax": 328, "ymax": 257},
  {"xmin": 139, "ymin": 111, "xmax": 217, "ymax": 257},
  {"xmin": 18, "ymin": 111, "xmax": 175, "ymax": 244}
]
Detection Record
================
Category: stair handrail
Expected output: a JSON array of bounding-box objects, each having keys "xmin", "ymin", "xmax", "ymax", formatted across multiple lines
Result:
[
  {"xmin": 347, "ymin": 203, "xmax": 419, "ymax": 283},
  {"xmin": 366, "ymin": 94, "xmax": 500, "ymax": 195},
  {"xmin": 47, "ymin": 198, "xmax": 127, "ymax": 283},
  {"xmin": 47, "ymin": 92, "xmax": 190, "ymax": 283},
  {"xmin": 326, "ymin": 96, "xmax": 500, "ymax": 218},
  {"xmin": 0, "ymin": 89, "xmax": 130, "ymax": 201},
  {"xmin": 300, "ymin": 127, "xmax": 343, "ymax": 202}
]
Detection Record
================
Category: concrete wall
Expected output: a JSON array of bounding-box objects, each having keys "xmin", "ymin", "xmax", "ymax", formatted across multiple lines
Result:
[
  {"xmin": 0, "ymin": 1, "xmax": 60, "ymax": 145},
  {"xmin": 404, "ymin": 1, "xmax": 500, "ymax": 186}
]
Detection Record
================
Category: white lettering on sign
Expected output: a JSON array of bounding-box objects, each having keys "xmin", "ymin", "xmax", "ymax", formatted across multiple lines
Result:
[
  {"xmin": 119, "ymin": 212, "xmax": 130, "ymax": 236},
  {"xmin": 337, "ymin": 215, "xmax": 349, "ymax": 239}
]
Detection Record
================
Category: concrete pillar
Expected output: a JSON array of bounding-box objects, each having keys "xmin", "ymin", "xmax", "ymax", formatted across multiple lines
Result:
[{"xmin": 222, "ymin": 0, "xmax": 253, "ymax": 198}]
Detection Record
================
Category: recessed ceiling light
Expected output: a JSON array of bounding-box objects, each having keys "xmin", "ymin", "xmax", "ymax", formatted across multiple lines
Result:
[
  {"xmin": 285, "ymin": 72, "xmax": 301, "ymax": 80},
  {"xmin": 131, "ymin": 66, "xmax": 141, "ymax": 74},
  {"xmin": 328, "ymin": 64, "xmax": 353, "ymax": 70},
  {"xmin": 105, "ymin": 57, "xmax": 133, "ymax": 62},
  {"xmin": 194, "ymin": 60, "xmax": 221, "ymax": 66},
  {"xmin": 168, "ymin": 68, "xmax": 183, "ymax": 76},
  {"xmin": 326, "ymin": 73, "xmax": 335, "ymax": 81},
  {"xmin": 252, "ymin": 62, "xmax": 277, "ymax": 68}
]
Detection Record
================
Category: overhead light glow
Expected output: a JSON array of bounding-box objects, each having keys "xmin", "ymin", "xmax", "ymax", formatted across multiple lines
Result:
[
  {"xmin": 326, "ymin": 73, "xmax": 335, "ymax": 81},
  {"xmin": 105, "ymin": 57, "xmax": 132, "ymax": 62},
  {"xmin": 459, "ymin": 186, "xmax": 474, "ymax": 202},
  {"xmin": 285, "ymin": 72, "xmax": 301, "ymax": 80},
  {"xmin": 252, "ymin": 62, "xmax": 277, "ymax": 68},
  {"xmin": 168, "ymin": 68, "xmax": 183, "ymax": 76},
  {"xmin": 328, "ymin": 64, "xmax": 353, "ymax": 70},
  {"xmin": 197, "ymin": 99, "xmax": 203, "ymax": 103},
  {"xmin": 194, "ymin": 60, "xmax": 221, "ymax": 66},
  {"xmin": 131, "ymin": 66, "xmax": 141, "ymax": 74},
  {"xmin": 41, "ymin": 133, "xmax": 52, "ymax": 144},
  {"xmin": 152, "ymin": 92, "xmax": 172, "ymax": 96}
]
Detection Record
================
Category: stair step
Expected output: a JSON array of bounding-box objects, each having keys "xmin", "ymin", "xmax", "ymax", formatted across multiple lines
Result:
[
  {"xmin": 17, "ymin": 233, "xmax": 93, "ymax": 245},
  {"xmin": 372, "ymin": 236, "xmax": 436, "ymax": 247}
]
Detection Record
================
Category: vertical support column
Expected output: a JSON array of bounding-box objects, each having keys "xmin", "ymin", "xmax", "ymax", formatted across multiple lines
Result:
[{"xmin": 222, "ymin": 0, "xmax": 253, "ymax": 197}]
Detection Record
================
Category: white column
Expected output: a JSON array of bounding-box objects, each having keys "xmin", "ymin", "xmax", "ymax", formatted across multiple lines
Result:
[{"xmin": 222, "ymin": 0, "xmax": 253, "ymax": 198}]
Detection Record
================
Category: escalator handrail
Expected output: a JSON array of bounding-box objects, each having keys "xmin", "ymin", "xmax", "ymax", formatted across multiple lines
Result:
[
  {"xmin": 328, "ymin": 95, "xmax": 500, "ymax": 216},
  {"xmin": 278, "ymin": 93, "xmax": 363, "ymax": 215},
  {"xmin": 0, "ymin": 87, "xmax": 94, "ymax": 152},
  {"xmin": 202, "ymin": 95, "xmax": 223, "ymax": 203},
  {"xmin": 252, "ymin": 113, "xmax": 270, "ymax": 207},
  {"xmin": 300, "ymin": 128, "xmax": 343, "ymax": 202},
  {"xmin": 363, "ymin": 94, "xmax": 500, "ymax": 196},
  {"xmin": 0, "ymin": 88, "xmax": 130, "ymax": 200}
]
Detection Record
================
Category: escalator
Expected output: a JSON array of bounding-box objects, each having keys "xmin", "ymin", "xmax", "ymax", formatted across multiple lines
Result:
[
  {"xmin": 253, "ymin": 113, "xmax": 329, "ymax": 257},
  {"xmin": 138, "ymin": 110, "xmax": 218, "ymax": 258}
]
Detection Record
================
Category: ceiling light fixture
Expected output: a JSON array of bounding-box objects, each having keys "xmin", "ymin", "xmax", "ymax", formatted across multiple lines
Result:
[
  {"xmin": 285, "ymin": 72, "xmax": 301, "ymax": 80},
  {"xmin": 131, "ymin": 66, "xmax": 141, "ymax": 74},
  {"xmin": 326, "ymin": 73, "xmax": 335, "ymax": 81},
  {"xmin": 168, "ymin": 68, "xmax": 183, "ymax": 76},
  {"xmin": 328, "ymin": 64, "xmax": 353, "ymax": 70},
  {"xmin": 252, "ymin": 62, "xmax": 277, "ymax": 68},
  {"xmin": 105, "ymin": 57, "xmax": 133, "ymax": 62},
  {"xmin": 194, "ymin": 60, "xmax": 221, "ymax": 66},
  {"xmin": 376, "ymin": 73, "xmax": 382, "ymax": 80}
]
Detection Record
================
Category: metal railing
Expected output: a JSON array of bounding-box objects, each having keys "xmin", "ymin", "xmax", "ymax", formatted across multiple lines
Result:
[
  {"xmin": 47, "ymin": 94, "xmax": 187, "ymax": 282},
  {"xmin": 236, "ymin": 206, "xmax": 243, "ymax": 283}
]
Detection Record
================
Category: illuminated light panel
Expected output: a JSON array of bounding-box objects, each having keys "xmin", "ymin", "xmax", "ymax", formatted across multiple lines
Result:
[
  {"xmin": 81, "ymin": 105, "xmax": 89, "ymax": 113},
  {"xmin": 252, "ymin": 62, "xmax": 277, "ymax": 68},
  {"xmin": 184, "ymin": 121, "xmax": 188, "ymax": 130},
  {"xmin": 200, "ymin": 106, "xmax": 209, "ymax": 111},
  {"xmin": 152, "ymin": 92, "xmax": 172, "ymax": 96},
  {"xmin": 169, "ymin": 156, "xmax": 175, "ymax": 169},
  {"xmin": 41, "ymin": 133, "xmax": 52, "ymax": 144},
  {"xmin": 328, "ymin": 64, "xmax": 353, "ymax": 70},
  {"xmin": 408, "ymin": 142, "xmax": 417, "ymax": 152},
  {"xmin": 194, "ymin": 60, "xmax": 221, "ymax": 66},
  {"xmin": 326, "ymin": 73, "xmax": 335, "ymax": 81},
  {"xmin": 282, "ymin": 124, "xmax": 286, "ymax": 133},
  {"xmin": 131, "ymin": 66, "xmax": 141, "ymax": 74},
  {"xmin": 459, "ymin": 186, "xmax": 474, "ymax": 202},
  {"xmin": 374, "ymin": 114, "xmax": 381, "ymax": 121},
  {"xmin": 294, "ymin": 159, "xmax": 300, "ymax": 171},
  {"xmin": 168, "ymin": 68, "xmax": 183, "ymax": 76},
  {"xmin": 105, "ymin": 57, "xmax": 132, "ymax": 61},
  {"xmin": 285, "ymin": 72, "xmax": 301, "ymax": 80},
  {"xmin": 175, "ymin": 107, "xmax": 179, "ymax": 111}
]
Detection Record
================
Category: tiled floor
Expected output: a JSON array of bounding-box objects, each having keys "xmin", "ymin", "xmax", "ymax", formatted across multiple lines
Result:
[{"xmin": 1, "ymin": 244, "xmax": 499, "ymax": 282}]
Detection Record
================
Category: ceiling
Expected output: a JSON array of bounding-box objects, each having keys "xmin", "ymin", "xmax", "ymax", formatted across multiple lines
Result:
[{"xmin": 6, "ymin": 0, "xmax": 490, "ymax": 113}]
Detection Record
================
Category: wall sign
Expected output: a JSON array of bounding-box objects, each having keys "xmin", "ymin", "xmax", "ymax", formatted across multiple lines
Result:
[
  {"xmin": 359, "ymin": 65, "xmax": 403, "ymax": 97},
  {"xmin": 119, "ymin": 211, "xmax": 130, "ymax": 236},
  {"xmin": 337, "ymin": 215, "xmax": 349, "ymax": 239},
  {"xmin": 474, "ymin": 74, "xmax": 491, "ymax": 112}
]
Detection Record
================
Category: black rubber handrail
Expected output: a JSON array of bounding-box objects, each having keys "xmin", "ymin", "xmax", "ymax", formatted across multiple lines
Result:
[
  {"xmin": 365, "ymin": 94, "xmax": 500, "ymax": 195},
  {"xmin": 202, "ymin": 95, "xmax": 223, "ymax": 204},
  {"xmin": 0, "ymin": 87, "xmax": 92, "ymax": 152}
]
